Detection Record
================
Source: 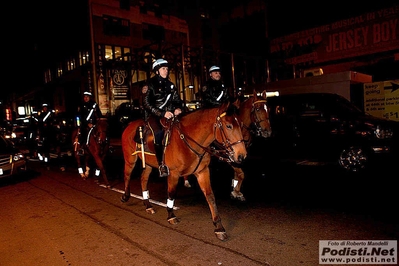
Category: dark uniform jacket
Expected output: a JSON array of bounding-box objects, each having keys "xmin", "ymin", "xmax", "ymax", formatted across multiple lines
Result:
[
  {"xmin": 38, "ymin": 109, "xmax": 55, "ymax": 140},
  {"xmin": 201, "ymin": 78, "xmax": 229, "ymax": 108},
  {"xmin": 143, "ymin": 75, "xmax": 184, "ymax": 119},
  {"xmin": 77, "ymin": 100, "xmax": 102, "ymax": 127}
]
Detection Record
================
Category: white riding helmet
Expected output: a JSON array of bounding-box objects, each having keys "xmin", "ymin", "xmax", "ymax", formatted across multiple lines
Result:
[
  {"xmin": 83, "ymin": 91, "xmax": 92, "ymax": 96},
  {"xmin": 209, "ymin": 65, "xmax": 221, "ymax": 73},
  {"xmin": 152, "ymin": 58, "xmax": 168, "ymax": 72}
]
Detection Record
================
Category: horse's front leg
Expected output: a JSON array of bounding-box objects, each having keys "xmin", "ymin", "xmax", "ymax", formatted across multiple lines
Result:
[
  {"xmin": 196, "ymin": 168, "xmax": 227, "ymax": 241},
  {"xmin": 140, "ymin": 166, "xmax": 155, "ymax": 214},
  {"xmin": 231, "ymin": 166, "xmax": 246, "ymax": 202},
  {"xmin": 92, "ymin": 153, "xmax": 110, "ymax": 188},
  {"xmin": 166, "ymin": 173, "xmax": 181, "ymax": 225}
]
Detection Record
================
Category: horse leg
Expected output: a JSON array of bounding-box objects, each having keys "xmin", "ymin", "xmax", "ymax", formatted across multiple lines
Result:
[
  {"xmin": 141, "ymin": 166, "xmax": 155, "ymax": 214},
  {"xmin": 195, "ymin": 169, "xmax": 227, "ymax": 241},
  {"xmin": 91, "ymin": 151, "xmax": 110, "ymax": 188},
  {"xmin": 83, "ymin": 155, "xmax": 90, "ymax": 179},
  {"xmin": 230, "ymin": 166, "xmax": 246, "ymax": 202},
  {"xmin": 166, "ymin": 173, "xmax": 181, "ymax": 225},
  {"xmin": 75, "ymin": 153, "xmax": 86, "ymax": 179},
  {"xmin": 121, "ymin": 153, "xmax": 138, "ymax": 203}
]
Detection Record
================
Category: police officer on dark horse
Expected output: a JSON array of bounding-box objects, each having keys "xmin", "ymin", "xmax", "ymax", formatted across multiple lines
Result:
[
  {"xmin": 76, "ymin": 91, "xmax": 103, "ymax": 154},
  {"xmin": 142, "ymin": 58, "xmax": 185, "ymax": 177}
]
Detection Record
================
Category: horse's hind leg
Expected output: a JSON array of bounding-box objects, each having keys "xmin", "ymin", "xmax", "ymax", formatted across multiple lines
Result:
[
  {"xmin": 141, "ymin": 166, "xmax": 155, "ymax": 214},
  {"xmin": 231, "ymin": 167, "xmax": 246, "ymax": 202},
  {"xmin": 121, "ymin": 153, "xmax": 138, "ymax": 203}
]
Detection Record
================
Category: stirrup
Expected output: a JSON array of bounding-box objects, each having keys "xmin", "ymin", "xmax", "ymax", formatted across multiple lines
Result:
[
  {"xmin": 158, "ymin": 164, "xmax": 169, "ymax": 177},
  {"xmin": 77, "ymin": 148, "xmax": 84, "ymax": 156}
]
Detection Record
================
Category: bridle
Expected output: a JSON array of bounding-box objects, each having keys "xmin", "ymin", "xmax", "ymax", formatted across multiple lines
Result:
[
  {"xmin": 244, "ymin": 98, "xmax": 271, "ymax": 138},
  {"xmin": 89, "ymin": 120, "xmax": 108, "ymax": 147},
  {"xmin": 172, "ymin": 111, "xmax": 244, "ymax": 163}
]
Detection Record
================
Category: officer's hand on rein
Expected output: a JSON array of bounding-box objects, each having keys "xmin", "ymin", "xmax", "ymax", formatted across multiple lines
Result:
[
  {"xmin": 174, "ymin": 108, "xmax": 182, "ymax": 116},
  {"xmin": 164, "ymin": 111, "xmax": 173, "ymax": 119}
]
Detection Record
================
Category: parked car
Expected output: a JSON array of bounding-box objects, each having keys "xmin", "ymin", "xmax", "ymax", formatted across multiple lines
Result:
[
  {"xmin": 0, "ymin": 134, "xmax": 27, "ymax": 178},
  {"xmin": 261, "ymin": 92, "xmax": 399, "ymax": 172}
]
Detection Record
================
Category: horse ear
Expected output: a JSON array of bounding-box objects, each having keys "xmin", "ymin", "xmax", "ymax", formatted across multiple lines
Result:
[
  {"xmin": 232, "ymin": 98, "xmax": 240, "ymax": 109},
  {"xmin": 253, "ymin": 89, "xmax": 258, "ymax": 99},
  {"xmin": 261, "ymin": 90, "xmax": 267, "ymax": 99},
  {"xmin": 226, "ymin": 100, "xmax": 239, "ymax": 116}
]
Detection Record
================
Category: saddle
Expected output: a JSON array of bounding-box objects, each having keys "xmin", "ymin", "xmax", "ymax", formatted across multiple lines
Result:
[{"xmin": 133, "ymin": 118, "xmax": 172, "ymax": 152}]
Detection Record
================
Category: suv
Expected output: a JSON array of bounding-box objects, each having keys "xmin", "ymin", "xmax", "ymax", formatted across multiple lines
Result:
[
  {"xmin": 0, "ymin": 134, "xmax": 27, "ymax": 178},
  {"xmin": 262, "ymin": 93, "xmax": 399, "ymax": 172}
]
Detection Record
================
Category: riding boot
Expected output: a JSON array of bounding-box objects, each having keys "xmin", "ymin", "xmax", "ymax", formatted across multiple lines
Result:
[{"xmin": 155, "ymin": 144, "xmax": 169, "ymax": 177}]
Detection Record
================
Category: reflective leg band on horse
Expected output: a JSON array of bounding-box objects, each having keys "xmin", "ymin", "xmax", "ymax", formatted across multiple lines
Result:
[
  {"xmin": 143, "ymin": 190, "xmax": 149, "ymax": 199},
  {"xmin": 78, "ymin": 167, "xmax": 83, "ymax": 174},
  {"xmin": 232, "ymin": 179, "xmax": 238, "ymax": 188},
  {"xmin": 167, "ymin": 199, "xmax": 174, "ymax": 208},
  {"xmin": 95, "ymin": 169, "xmax": 100, "ymax": 176}
]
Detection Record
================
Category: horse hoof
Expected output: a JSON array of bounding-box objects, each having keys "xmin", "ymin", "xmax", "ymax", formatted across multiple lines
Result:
[
  {"xmin": 121, "ymin": 195, "xmax": 130, "ymax": 203},
  {"xmin": 230, "ymin": 191, "xmax": 246, "ymax": 202},
  {"xmin": 184, "ymin": 180, "xmax": 191, "ymax": 188},
  {"xmin": 80, "ymin": 174, "xmax": 86, "ymax": 180},
  {"xmin": 168, "ymin": 217, "xmax": 180, "ymax": 225},
  {"xmin": 215, "ymin": 231, "xmax": 228, "ymax": 241},
  {"xmin": 146, "ymin": 208, "xmax": 155, "ymax": 214}
]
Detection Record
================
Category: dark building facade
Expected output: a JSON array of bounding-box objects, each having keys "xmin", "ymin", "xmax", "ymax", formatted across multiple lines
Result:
[{"xmin": 10, "ymin": 1, "xmax": 399, "ymax": 120}]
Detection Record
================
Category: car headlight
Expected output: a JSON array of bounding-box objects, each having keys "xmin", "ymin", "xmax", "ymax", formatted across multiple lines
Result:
[
  {"xmin": 13, "ymin": 153, "xmax": 25, "ymax": 162},
  {"xmin": 374, "ymin": 125, "xmax": 393, "ymax": 139}
]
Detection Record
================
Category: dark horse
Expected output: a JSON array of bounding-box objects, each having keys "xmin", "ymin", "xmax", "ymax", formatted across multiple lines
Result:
[
  {"xmin": 72, "ymin": 118, "xmax": 110, "ymax": 188},
  {"xmin": 121, "ymin": 102, "xmax": 247, "ymax": 241},
  {"xmin": 229, "ymin": 89, "xmax": 272, "ymax": 201}
]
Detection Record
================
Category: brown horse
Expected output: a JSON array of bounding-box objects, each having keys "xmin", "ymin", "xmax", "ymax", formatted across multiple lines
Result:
[
  {"xmin": 184, "ymin": 90, "xmax": 272, "ymax": 202},
  {"xmin": 229, "ymin": 89, "xmax": 272, "ymax": 201},
  {"xmin": 72, "ymin": 118, "xmax": 110, "ymax": 188},
  {"xmin": 121, "ymin": 102, "xmax": 247, "ymax": 241}
]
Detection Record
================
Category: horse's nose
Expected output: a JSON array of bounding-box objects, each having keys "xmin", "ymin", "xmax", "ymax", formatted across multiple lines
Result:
[{"xmin": 237, "ymin": 153, "xmax": 246, "ymax": 164}]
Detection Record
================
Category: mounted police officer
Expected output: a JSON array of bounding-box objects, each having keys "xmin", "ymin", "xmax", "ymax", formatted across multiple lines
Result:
[
  {"xmin": 143, "ymin": 58, "xmax": 185, "ymax": 177},
  {"xmin": 201, "ymin": 65, "xmax": 230, "ymax": 108},
  {"xmin": 76, "ymin": 91, "xmax": 102, "ymax": 155},
  {"xmin": 37, "ymin": 103, "xmax": 56, "ymax": 167}
]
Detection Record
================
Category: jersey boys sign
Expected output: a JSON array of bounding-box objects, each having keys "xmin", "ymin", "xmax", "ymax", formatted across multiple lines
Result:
[{"xmin": 270, "ymin": 5, "xmax": 399, "ymax": 65}]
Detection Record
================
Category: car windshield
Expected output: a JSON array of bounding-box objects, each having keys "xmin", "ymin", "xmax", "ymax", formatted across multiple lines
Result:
[{"xmin": 333, "ymin": 95, "xmax": 364, "ymax": 115}]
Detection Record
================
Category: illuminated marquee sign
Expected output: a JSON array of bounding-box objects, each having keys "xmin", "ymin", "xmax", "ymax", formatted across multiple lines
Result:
[{"xmin": 270, "ymin": 5, "xmax": 399, "ymax": 65}]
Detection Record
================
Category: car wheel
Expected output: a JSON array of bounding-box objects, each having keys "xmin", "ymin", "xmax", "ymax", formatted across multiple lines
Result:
[{"xmin": 338, "ymin": 147, "xmax": 368, "ymax": 172}]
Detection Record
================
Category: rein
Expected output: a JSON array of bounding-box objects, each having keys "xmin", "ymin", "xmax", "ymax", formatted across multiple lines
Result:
[
  {"xmin": 171, "ymin": 111, "xmax": 243, "ymax": 163},
  {"xmin": 243, "ymin": 99, "xmax": 268, "ymax": 137},
  {"xmin": 89, "ymin": 121, "xmax": 108, "ymax": 148}
]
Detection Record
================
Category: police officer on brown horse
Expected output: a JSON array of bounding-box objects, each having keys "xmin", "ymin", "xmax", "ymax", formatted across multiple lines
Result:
[
  {"xmin": 201, "ymin": 65, "xmax": 230, "ymax": 108},
  {"xmin": 142, "ymin": 58, "xmax": 185, "ymax": 177}
]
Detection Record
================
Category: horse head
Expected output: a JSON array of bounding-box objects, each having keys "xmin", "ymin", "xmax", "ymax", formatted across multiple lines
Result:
[
  {"xmin": 94, "ymin": 118, "xmax": 109, "ymax": 146},
  {"xmin": 213, "ymin": 102, "xmax": 247, "ymax": 164},
  {"xmin": 248, "ymin": 89, "xmax": 272, "ymax": 138}
]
